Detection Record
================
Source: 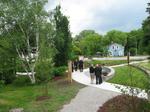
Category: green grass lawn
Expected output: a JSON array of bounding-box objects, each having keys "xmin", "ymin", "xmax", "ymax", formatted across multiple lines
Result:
[
  {"xmin": 0, "ymin": 79, "xmax": 85, "ymax": 112},
  {"xmin": 138, "ymin": 62, "xmax": 150, "ymax": 70},
  {"xmin": 84, "ymin": 60, "xmax": 128, "ymax": 68},
  {"xmin": 108, "ymin": 66, "xmax": 149, "ymax": 89}
]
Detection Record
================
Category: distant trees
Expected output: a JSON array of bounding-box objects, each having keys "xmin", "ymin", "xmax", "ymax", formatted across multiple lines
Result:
[
  {"xmin": 103, "ymin": 30, "xmax": 128, "ymax": 46},
  {"xmin": 126, "ymin": 29, "xmax": 144, "ymax": 55},
  {"xmin": 74, "ymin": 28, "xmax": 148, "ymax": 56},
  {"xmin": 73, "ymin": 30, "xmax": 103, "ymax": 56}
]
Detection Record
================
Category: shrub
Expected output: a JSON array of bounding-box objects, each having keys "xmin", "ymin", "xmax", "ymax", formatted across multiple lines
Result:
[
  {"xmin": 97, "ymin": 95, "xmax": 150, "ymax": 112},
  {"xmin": 13, "ymin": 76, "xmax": 31, "ymax": 86},
  {"xmin": 0, "ymin": 80, "xmax": 5, "ymax": 88},
  {"xmin": 35, "ymin": 61, "xmax": 54, "ymax": 84},
  {"xmin": 52, "ymin": 66, "xmax": 67, "ymax": 77}
]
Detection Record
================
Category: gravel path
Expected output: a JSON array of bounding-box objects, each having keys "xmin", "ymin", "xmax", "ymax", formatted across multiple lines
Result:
[{"xmin": 60, "ymin": 86, "xmax": 120, "ymax": 112}]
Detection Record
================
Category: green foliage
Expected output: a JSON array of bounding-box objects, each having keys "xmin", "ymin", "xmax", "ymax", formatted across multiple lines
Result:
[
  {"xmin": 74, "ymin": 30, "xmax": 103, "ymax": 56},
  {"xmin": 35, "ymin": 61, "xmax": 53, "ymax": 83},
  {"xmin": 35, "ymin": 37, "xmax": 55, "ymax": 83},
  {"xmin": 13, "ymin": 76, "xmax": 31, "ymax": 87},
  {"xmin": 75, "ymin": 30, "xmax": 96, "ymax": 41},
  {"xmin": 0, "ymin": 80, "xmax": 5, "ymax": 88},
  {"xmin": 74, "ymin": 28, "xmax": 148, "ymax": 56},
  {"xmin": 142, "ymin": 17, "xmax": 150, "ymax": 54},
  {"xmin": 52, "ymin": 66, "xmax": 67, "ymax": 77},
  {"xmin": 0, "ymin": 0, "xmax": 57, "ymax": 84},
  {"xmin": 103, "ymin": 30, "xmax": 128, "ymax": 46},
  {"xmin": 126, "ymin": 29, "xmax": 144, "ymax": 55},
  {"xmin": 53, "ymin": 5, "xmax": 72, "ymax": 66}
]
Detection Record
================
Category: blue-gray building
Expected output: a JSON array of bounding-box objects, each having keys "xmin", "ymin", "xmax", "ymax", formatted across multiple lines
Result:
[{"xmin": 108, "ymin": 43, "xmax": 124, "ymax": 56}]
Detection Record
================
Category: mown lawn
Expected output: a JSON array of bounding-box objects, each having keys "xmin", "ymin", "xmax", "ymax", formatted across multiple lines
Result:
[
  {"xmin": 138, "ymin": 62, "xmax": 150, "ymax": 70},
  {"xmin": 0, "ymin": 79, "xmax": 85, "ymax": 112},
  {"xmin": 108, "ymin": 66, "xmax": 149, "ymax": 89},
  {"xmin": 84, "ymin": 60, "xmax": 128, "ymax": 68}
]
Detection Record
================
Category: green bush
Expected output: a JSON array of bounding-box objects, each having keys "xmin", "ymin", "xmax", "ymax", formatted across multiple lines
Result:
[
  {"xmin": 0, "ymin": 80, "xmax": 5, "ymax": 88},
  {"xmin": 13, "ymin": 76, "xmax": 31, "ymax": 86},
  {"xmin": 35, "ymin": 61, "xmax": 54, "ymax": 83},
  {"xmin": 52, "ymin": 66, "xmax": 67, "ymax": 77}
]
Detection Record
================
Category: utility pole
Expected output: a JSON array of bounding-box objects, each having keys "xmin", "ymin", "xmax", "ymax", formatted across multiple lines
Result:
[{"xmin": 127, "ymin": 37, "xmax": 130, "ymax": 65}]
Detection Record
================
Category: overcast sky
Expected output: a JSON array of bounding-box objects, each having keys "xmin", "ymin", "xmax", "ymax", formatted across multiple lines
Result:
[{"xmin": 45, "ymin": 0, "xmax": 148, "ymax": 36}]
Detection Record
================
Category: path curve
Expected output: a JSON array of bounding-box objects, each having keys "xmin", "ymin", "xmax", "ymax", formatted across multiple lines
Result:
[
  {"xmin": 60, "ymin": 60, "xmax": 149, "ymax": 112},
  {"xmin": 72, "ymin": 60, "xmax": 149, "ymax": 99}
]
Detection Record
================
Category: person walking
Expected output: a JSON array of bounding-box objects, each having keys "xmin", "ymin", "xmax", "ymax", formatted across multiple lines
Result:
[
  {"xmin": 89, "ymin": 64, "xmax": 95, "ymax": 84},
  {"xmin": 79, "ymin": 60, "xmax": 83, "ymax": 72},
  {"xmin": 74, "ymin": 60, "xmax": 78, "ymax": 71},
  {"xmin": 95, "ymin": 64, "xmax": 102, "ymax": 84}
]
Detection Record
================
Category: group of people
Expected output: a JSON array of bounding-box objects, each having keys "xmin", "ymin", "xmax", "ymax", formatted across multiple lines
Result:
[
  {"xmin": 72, "ymin": 59, "xmax": 84, "ymax": 72},
  {"xmin": 89, "ymin": 64, "xmax": 103, "ymax": 84}
]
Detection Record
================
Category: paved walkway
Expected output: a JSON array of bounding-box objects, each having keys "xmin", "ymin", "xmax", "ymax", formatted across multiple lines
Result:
[
  {"xmin": 60, "ymin": 87, "xmax": 120, "ymax": 112},
  {"xmin": 60, "ymin": 60, "xmax": 149, "ymax": 112},
  {"xmin": 72, "ymin": 69, "xmax": 148, "ymax": 99}
]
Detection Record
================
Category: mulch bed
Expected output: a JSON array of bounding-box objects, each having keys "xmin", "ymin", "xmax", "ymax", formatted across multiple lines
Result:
[
  {"xmin": 36, "ymin": 95, "xmax": 51, "ymax": 101},
  {"xmin": 97, "ymin": 95, "xmax": 150, "ymax": 112},
  {"xmin": 52, "ymin": 76, "xmax": 63, "ymax": 81}
]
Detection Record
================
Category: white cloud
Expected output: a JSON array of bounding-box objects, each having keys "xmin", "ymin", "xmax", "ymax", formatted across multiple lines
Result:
[{"xmin": 45, "ymin": 0, "xmax": 148, "ymax": 36}]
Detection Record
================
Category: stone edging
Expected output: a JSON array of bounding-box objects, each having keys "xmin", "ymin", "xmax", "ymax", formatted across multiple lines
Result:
[{"xmin": 102, "ymin": 67, "xmax": 115, "ymax": 81}]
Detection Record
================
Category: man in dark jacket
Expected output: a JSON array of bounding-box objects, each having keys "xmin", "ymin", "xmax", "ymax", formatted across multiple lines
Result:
[
  {"xmin": 95, "ymin": 64, "xmax": 102, "ymax": 84},
  {"xmin": 74, "ymin": 60, "xmax": 78, "ymax": 71},
  {"xmin": 79, "ymin": 60, "xmax": 83, "ymax": 72}
]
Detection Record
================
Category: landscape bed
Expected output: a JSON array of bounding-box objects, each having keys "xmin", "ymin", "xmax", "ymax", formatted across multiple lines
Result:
[{"xmin": 97, "ymin": 95, "xmax": 150, "ymax": 112}]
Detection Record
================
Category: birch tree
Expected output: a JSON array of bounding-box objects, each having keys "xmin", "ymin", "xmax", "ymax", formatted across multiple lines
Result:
[{"xmin": 0, "ymin": 0, "xmax": 51, "ymax": 83}]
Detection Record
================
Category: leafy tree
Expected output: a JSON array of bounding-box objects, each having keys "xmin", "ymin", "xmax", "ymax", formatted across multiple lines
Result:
[
  {"xmin": 75, "ymin": 30, "xmax": 103, "ymax": 56},
  {"xmin": 0, "ymin": 0, "xmax": 54, "ymax": 83},
  {"xmin": 75, "ymin": 30, "xmax": 96, "ymax": 41},
  {"xmin": 125, "ymin": 29, "xmax": 144, "ymax": 55},
  {"xmin": 52, "ymin": 6, "xmax": 72, "ymax": 67},
  {"xmin": 142, "ymin": 17, "xmax": 150, "ymax": 54},
  {"xmin": 103, "ymin": 30, "xmax": 128, "ymax": 46}
]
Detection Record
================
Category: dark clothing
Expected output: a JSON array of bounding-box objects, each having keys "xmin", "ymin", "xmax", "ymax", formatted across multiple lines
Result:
[
  {"xmin": 72, "ymin": 62, "xmax": 74, "ymax": 72},
  {"xmin": 95, "ymin": 66, "xmax": 102, "ymax": 76},
  {"xmin": 96, "ymin": 75, "xmax": 102, "ymax": 84},
  {"xmin": 95, "ymin": 66, "xmax": 102, "ymax": 84},
  {"xmin": 79, "ymin": 60, "xmax": 83, "ymax": 72},
  {"xmin": 74, "ymin": 61, "xmax": 78, "ymax": 71},
  {"xmin": 89, "ymin": 66, "xmax": 95, "ymax": 73}
]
